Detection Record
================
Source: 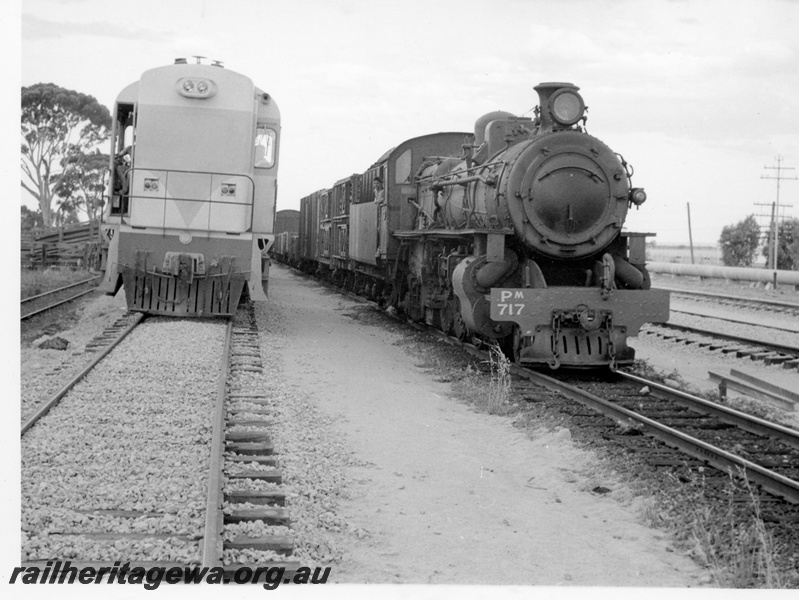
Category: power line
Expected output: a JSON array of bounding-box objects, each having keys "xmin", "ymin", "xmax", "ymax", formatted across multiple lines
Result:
[{"xmin": 759, "ymin": 155, "xmax": 796, "ymax": 269}]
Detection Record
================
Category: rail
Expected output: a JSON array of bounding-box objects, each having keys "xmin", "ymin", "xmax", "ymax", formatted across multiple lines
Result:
[
  {"xmin": 653, "ymin": 321, "xmax": 799, "ymax": 358},
  {"xmin": 20, "ymin": 313, "xmax": 144, "ymax": 435},
  {"xmin": 658, "ymin": 286, "xmax": 799, "ymax": 310},
  {"xmin": 21, "ymin": 276, "xmax": 102, "ymax": 304},
  {"xmin": 512, "ymin": 366, "xmax": 799, "ymax": 503},
  {"xmin": 616, "ymin": 370, "xmax": 799, "ymax": 451},
  {"xmin": 202, "ymin": 319, "xmax": 233, "ymax": 569}
]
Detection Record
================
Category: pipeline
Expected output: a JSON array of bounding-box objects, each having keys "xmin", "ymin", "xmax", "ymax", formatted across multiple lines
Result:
[{"xmin": 647, "ymin": 261, "xmax": 799, "ymax": 287}]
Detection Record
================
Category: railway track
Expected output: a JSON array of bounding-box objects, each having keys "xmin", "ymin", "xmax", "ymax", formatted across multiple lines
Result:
[
  {"xmin": 210, "ymin": 304, "xmax": 300, "ymax": 579},
  {"xmin": 265, "ymin": 266, "xmax": 799, "ymax": 581},
  {"xmin": 21, "ymin": 305, "xmax": 299, "ymax": 584},
  {"xmin": 21, "ymin": 276, "xmax": 101, "ymax": 321},
  {"xmin": 21, "ymin": 311, "xmax": 144, "ymax": 431},
  {"xmin": 642, "ymin": 323, "xmax": 799, "ymax": 370},
  {"xmin": 309, "ymin": 270, "xmax": 799, "ymax": 507},
  {"xmin": 430, "ymin": 329, "xmax": 799, "ymax": 511},
  {"xmin": 659, "ymin": 286, "xmax": 799, "ymax": 318},
  {"xmin": 517, "ymin": 367, "xmax": 799, "ymax": 506}
]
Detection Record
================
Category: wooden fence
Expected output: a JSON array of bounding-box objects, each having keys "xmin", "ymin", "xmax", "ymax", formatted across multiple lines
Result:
[{"xmin": 22, "ymin": 222, "xmax": 103, "ymax": 270}]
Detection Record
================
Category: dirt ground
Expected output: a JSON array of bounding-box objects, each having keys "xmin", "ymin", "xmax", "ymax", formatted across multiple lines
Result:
[
  {"xmin": 22, "ymin": 267, "xmax": 793, "ymax": 589},
  {"xmin": 265, "ymin": 265, "xmax": 710, "ymax": 587}
]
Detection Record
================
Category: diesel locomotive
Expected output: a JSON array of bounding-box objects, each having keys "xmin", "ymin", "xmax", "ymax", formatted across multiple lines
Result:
[
  {"xmin": 281, "ymin": 82, "xmax": 669, "ymax": 368},
  {"xmin": 99, "ymin": 58, "xmax": 280, "ymax": 316}
]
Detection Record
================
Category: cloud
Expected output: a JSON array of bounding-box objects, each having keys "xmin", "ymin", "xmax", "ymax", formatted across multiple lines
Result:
[
  {"xmin": 523, "ymin": 24, "xmax": 609, "ymax": 67},
  {"xmin": 22, "ymin": 13, "xmax": 163, "ymax": 42},
  {"xmin": 744, "ymin": 39, "xmax": 796, "ymax": 62}
]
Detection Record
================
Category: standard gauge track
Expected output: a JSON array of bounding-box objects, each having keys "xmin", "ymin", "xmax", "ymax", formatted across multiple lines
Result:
[
  {"xmin": 21, "ymin": 276, "xmax": 101, "ymax": 320},
  {"xmin": 204, "ymin": 304, "xmax": 300, "ymax": 580}
]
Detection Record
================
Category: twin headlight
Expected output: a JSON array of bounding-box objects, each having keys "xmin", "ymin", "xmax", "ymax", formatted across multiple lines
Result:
[{"xmin": 177, "ymin": 78, "xmax": 216, "ymax": 98}]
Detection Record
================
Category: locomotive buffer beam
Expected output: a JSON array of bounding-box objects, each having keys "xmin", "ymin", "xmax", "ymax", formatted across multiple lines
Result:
[
  {"xmin": 491, "ymin": 288, "xmax": 670, "ymax": 367},
  {"xmin": 491, "ymin": 288, "xmax": 669, "ymax": 338},
  {"xmin": 122, "ymin": 252, "xmax": 246, "ymax": 317}
]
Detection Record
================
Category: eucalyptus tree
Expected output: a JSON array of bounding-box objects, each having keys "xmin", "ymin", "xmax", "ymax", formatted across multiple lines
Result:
[{"xmin": 21, "ymin": 83, "xmax": 111, "ymax": 226}]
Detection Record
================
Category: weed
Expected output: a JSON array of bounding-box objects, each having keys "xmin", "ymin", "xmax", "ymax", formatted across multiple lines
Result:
[
  {"xmin": 487, "ymin": 344, "xmax": 511, "ymax": 414},
  {"xmin": 687, "ymin": 470, "xmax": 786, "ymax": 588}
]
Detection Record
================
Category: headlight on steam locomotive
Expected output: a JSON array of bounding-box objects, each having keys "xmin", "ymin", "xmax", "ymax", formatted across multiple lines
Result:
[
  {"xmin": 550, "ymin": 89, "xmax": 585, "ymax": 126},
  {"xmin": 630, "ymin": 187, "xmax": 647, "ymax": 206}
]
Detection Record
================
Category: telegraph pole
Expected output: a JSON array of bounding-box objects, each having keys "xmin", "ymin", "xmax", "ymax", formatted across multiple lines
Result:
[
  {"xmin": 686, "ymin": 202, "xmax": 695, "ymax": 264},
  {"xmin": 760, "ymin": 155, "xmax": 796, "ymax": 271}
]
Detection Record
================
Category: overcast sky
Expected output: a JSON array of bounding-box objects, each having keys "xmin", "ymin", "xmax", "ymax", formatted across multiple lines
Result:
[{"xmin": 16, "ymin": 0, "xmax": 799, "ymax": 244}]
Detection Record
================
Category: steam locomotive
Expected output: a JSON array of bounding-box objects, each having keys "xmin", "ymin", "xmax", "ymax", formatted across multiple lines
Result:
[
  {"xmin": 99, "ymin": 59, "xmax": 280, "ymax": 316},
  {"xmin": 280, "ymin": 82, "xmax": 669, "ymax": 368}
]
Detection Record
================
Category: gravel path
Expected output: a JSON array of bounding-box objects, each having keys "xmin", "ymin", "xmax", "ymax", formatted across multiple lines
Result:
[
  {"xmin": 256, "ymin": 265, "xmax": 710, "ymax": 586},
  {"xmin": 221, "ymin": 299, "xmax": 365, "ymax": 568},
  {"xmin": 21, "ymin": 318, "xmax": 225, "ymax": 563}
]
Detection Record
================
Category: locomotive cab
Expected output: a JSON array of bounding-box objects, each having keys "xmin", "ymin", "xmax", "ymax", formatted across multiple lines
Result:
[{"xmin": 110, "ymin": 104, "xmax": 135, "ymax": 217}]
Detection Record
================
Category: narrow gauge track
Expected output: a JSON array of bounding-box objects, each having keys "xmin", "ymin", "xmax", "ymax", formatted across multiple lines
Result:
[
  {"xmin": 21, "ymin": 276, "xmax": 101, "ymax": 321},
  {"xmin": 308, "ymin": 269, "xmax": 799, "ymax": 510},
  {"xmin": 436, "ymin": 330, "xmax": 799, "ymax": 511},
  {"xmin": 21, "ymin": 311, "xmax": 144, "ymax": 434},
  {"xmin": 642, "ymin": 323, "xmax": 799, "ymax": 370},
  {"xmin": 517, "ymin": 368, "xmax": 799, "ymax": 507},
  {"xmin": 669, "ymin": 310, "xmax": 799, "ymax": 334},
  {"xmin": 658, "ymin": 286, "xmax": 799, "ymax": 318},
  {"xmin": 21, "ymin": 305, "xmax": 299, "ymax": 583}
]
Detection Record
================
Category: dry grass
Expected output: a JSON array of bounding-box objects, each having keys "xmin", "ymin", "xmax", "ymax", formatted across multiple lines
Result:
[
  {"xmin": 686, "ymin": 471, "xmax": 787, "ymax": 588},
  {"xmin": 487, "ymin": 344, "xmax": 512, "ymax": 413},
  {"xmin": 21, "ymin": 267, "xmax": 90, "ymax": 300},
  {"xmin": 447, "ymin": 343, "xmax": 514, "ymax": 415}
]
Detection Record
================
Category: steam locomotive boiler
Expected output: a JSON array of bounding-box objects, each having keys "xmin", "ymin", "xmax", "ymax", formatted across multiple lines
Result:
[{"xmin": 291, "ymin": 82, "xmax": 669, "ymax": 368}]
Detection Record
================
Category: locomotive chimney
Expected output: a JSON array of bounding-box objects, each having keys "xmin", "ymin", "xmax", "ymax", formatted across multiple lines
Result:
[{"xmin": 534, "ymin": 82, "xmax": 579, "ymax": 132}]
